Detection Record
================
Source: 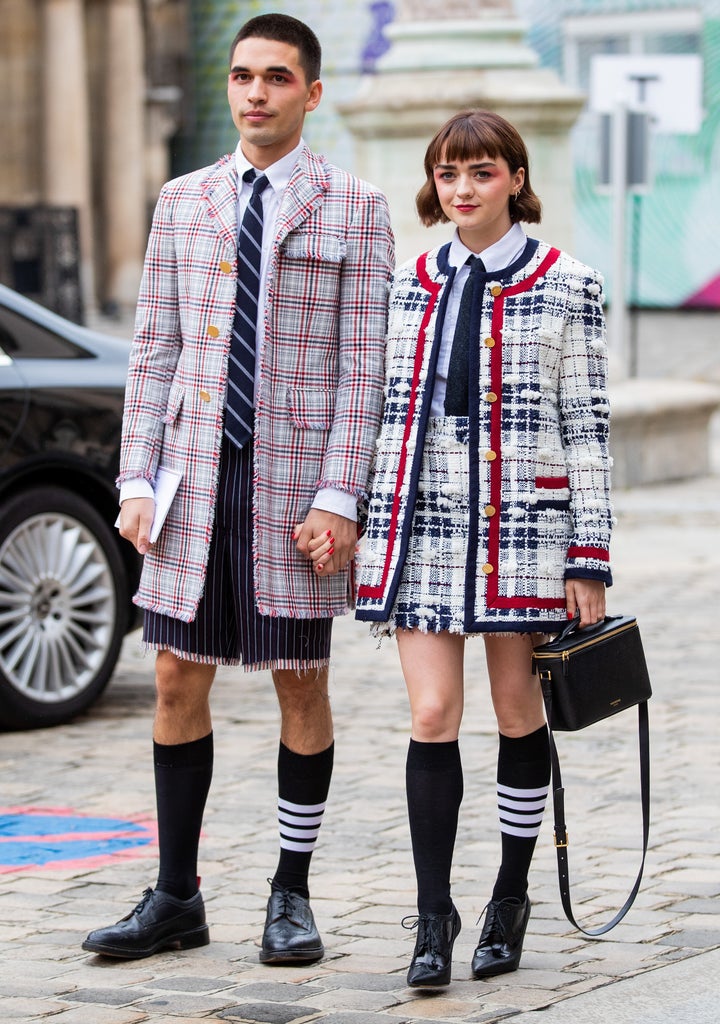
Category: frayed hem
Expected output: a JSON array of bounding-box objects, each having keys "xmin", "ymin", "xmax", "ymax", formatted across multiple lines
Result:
[
  {"xmin": 142, "ymin": 642, "xmax": 330, "ymax": 674},
  {"xmin": 368, "ymin": 624, "xmax": 537, "ymax": 641},
  {"xmin": 142, "ymin": 642, "xmax": 241, "ymax": 666},
  {"xmin": 240, "ymin": 658, "xmax": 330, "ymax": 674}
]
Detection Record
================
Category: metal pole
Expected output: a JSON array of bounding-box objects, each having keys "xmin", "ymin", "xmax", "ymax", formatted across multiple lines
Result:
[{"xmin": 609, "ymin": 102, "xmax": 628, "ymax": 378}]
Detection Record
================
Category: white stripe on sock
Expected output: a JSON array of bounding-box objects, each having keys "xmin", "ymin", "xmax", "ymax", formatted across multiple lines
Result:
[{"xmin": 278, "ymin": 799, "xmax": 326, "ymax": 852}]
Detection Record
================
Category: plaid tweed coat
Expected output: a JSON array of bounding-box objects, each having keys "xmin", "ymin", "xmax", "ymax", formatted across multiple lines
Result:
[
  {"xmin": 118, "ymin": 146, "xmax": 393, "ymax": 622},
  {"xmin": 356, "ymin": 238, "xmax": 612, "ymax": 633}
]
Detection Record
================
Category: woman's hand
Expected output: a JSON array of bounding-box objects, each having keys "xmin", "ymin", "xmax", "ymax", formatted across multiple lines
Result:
[
  {"xmin": 306, "ymin": 529, "xmax": 335, "ymax": 575},
  {"xmin": 564, "ymin": 578, "xmax": 606, "ymax": 628},
  {"xmin": 292, "ymin": 509, "xmax": 357, "ymax": 576}
]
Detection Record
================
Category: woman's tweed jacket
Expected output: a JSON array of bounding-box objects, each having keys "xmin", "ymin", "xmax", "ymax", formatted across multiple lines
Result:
[
  {"xmin": 356, "ymin": 238, "xmax": 612, "ymax": 633},
  {"xmin": 118, "ymin": 146, "xmax": 393, "ymax": 622}
]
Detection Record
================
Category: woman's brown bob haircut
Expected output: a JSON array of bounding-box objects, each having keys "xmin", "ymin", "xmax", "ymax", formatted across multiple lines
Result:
[{"xmin": 416, "ymin": 110, "xmax": 542, "ymax": 227}]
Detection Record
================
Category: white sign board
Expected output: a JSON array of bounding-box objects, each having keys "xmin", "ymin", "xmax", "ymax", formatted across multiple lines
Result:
[{"xmin": 589, "ymin": 54, "xmax": 703, "ymax": 134}]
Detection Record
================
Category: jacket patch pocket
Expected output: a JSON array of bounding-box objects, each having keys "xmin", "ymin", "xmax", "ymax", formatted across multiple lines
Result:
[
  {"xmin": 281, "ymin": 233, "xmax": 346, "ymax": 263},
  {"xmin": 534, "ymin": 474, "xmax": 570, "ymax": 511},
  {"xmin": 287, "ymin": 387, "xmax": 335, "ymax": 429}
]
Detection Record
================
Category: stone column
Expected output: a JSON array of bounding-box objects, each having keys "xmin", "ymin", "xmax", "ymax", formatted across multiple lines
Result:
[
  {"xmin": 339, "ymin": 0, "xmax": 585, "ymax": 263},
  {"xmin": 101, "ymin": 0, "xmax": 146, "ymax": 313},
  {"xmin": 0, "ymin": 0, "xmax": 41, "ymax": 203},
  {"xmin": 41, "ymin": 0, "xmax": 95, "ymax": 308}
]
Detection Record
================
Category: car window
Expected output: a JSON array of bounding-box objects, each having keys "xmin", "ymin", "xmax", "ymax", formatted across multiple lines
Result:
[{"xmin": 0, "ymin": 306, "xmax": 89, "ymax": 359}]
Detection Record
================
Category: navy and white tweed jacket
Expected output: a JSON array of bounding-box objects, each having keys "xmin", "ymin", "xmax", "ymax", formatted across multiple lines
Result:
[{"xmin": 356, "ymin": 238, "xmax": 612, "ymax": 633}]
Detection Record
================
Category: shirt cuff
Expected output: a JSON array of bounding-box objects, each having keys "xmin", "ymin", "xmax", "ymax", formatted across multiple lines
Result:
[
  {"xmin": 119, "ymin": 478, "xmax": 154, "ymax": 504},
  {"xmin": 311, "ymin": 487, "xmax": 357, "ymax": 522}
]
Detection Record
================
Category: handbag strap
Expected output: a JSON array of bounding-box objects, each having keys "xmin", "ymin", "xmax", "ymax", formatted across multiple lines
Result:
[{"xmin": 542, "ymin": 680, "xmax": 650, "ymax": 936}]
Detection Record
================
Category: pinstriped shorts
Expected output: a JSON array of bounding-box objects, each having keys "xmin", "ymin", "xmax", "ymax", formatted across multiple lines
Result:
[{"xmin": 143, "ymin": 436, "xmax": 332, "ymax": 672}]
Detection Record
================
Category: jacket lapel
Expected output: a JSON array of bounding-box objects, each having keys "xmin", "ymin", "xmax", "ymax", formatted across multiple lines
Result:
[
  {"xmin": 274, "ymin": 146, "xmax": 329, "ymax": 244},
  {"xmin": 201, "ymin": 155, "xmax": 239, "ymax": 254}
]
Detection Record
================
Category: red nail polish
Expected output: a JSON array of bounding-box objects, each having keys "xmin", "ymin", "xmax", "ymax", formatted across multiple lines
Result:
[{"xmin": 328, "ymin": 547, "xmax": 334, "ymax": 555}]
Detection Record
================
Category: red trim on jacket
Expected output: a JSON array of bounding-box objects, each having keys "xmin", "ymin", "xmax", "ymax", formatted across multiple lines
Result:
[
  {"xmin": 567, "ymin": 545, "xmax": 610, "ymax": 561},
  {"xmin": 536, "ymin": 475, "xmax": 570, "ymax": 489}
]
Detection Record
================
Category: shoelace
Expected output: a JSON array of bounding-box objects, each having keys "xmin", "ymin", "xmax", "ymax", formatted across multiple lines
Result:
[
  {"xmin": 401, "ymin": 914, "xmax": 448, "ymax": 964},
  {"xmin": 122, "ymin": 887, "xmax": 154, "ymax": 921},
  {"xmin": 475, "ymin": 898, "xmax": 519, "ymax": 943},
  {"xmin": 267, "ymin": 879, "xmax": 303, "ymax": 923}
]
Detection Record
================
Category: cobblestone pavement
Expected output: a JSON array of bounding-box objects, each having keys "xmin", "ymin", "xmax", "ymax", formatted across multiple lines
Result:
[{"xmin": 2, "ymin": 471, "xmax": 719, "ymax": 1023}]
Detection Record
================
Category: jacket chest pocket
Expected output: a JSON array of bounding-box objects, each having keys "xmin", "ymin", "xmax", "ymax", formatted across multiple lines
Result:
[
  {"xmin": 280, "ymin": 233, "xmax": 346, "ymax": 263},
  {"xmin": 274, "ymin": 234, "xmax": 346, "ymax": 338}
]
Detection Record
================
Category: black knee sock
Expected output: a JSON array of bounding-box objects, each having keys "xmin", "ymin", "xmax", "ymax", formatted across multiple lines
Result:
[
  {"xmin": 154, "ymin": 732, "xmax": 213, "ymax": 900},
  {"xmin": 271, "ymin": 741, "xmax": 334, "ymax": 899},
  {"xmin": 406, "ymin": 738, "xmax": 463, "ymax": 916},
  {"xmin": 492, "ymin": 725, "xmax": 550, "ymax": 902}
]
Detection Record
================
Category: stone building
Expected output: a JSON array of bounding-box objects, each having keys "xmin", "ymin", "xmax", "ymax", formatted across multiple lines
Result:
[{"xmin": 0, "ymin": 0, "xmax": 187, "ymax": 320}]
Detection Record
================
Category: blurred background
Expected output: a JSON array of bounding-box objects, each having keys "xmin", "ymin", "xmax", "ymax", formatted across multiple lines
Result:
[{"xmin": 2, "ymin": 0, "xmax": 720, "ymax": 336}]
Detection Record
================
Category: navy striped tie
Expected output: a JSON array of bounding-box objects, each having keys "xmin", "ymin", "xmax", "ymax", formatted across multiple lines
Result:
[
  {"xmin": 225, "ymin": 168, "xmax": 269, "ymax": 448},
  {"xmin": 444, "ymin": 255, "xmax": 485, "ymax": 416}
]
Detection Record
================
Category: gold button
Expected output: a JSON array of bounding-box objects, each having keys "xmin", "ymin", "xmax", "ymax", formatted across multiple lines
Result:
[
  {"xmin": 484, "ymin": 504, "xmax": 496, "ymax": 517},
  {"xmin": 199, "ymin": 389, "xmax": 211, "ymax": 402},
  {"xmin": 219, "ymin": 261, "xmax": 232, "ymax": 274},
  {"xmin": 482, "ymin": 563, "xmax": 494, "ymax": 574},
  {"xmin": 484, "ymin": 450, "xmax": 497, "ymax": 461},
  {"xmin": 484, "ymin": 391, "xmax": 498, "ymax": 403},
  {"xmin": 490, "ymin": 284, "xmax": 502, "ymax": 297},
  {"xmin": 484, "ymin": 336, "xmax": 495, "ymax": 348},
  {"xmin": 207, "ymin": 325, "xmax": 219, "ymax": 338}
]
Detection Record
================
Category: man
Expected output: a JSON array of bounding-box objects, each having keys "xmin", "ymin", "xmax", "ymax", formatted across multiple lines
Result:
[{"xmin": 82, "ymin": 13, "xmax": 393, "ymax": 964}]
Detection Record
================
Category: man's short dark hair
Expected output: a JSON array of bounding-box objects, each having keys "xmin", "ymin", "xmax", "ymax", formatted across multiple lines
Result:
[{"xmin": 229, "ymin": 13, "xmax": 322, "ymax": 84}]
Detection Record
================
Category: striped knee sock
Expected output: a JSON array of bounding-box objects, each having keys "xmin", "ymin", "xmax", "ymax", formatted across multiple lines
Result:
[
  {"xmin": 492, "ymin": 725, "xmax": 550, "ymax": 901},
  {"xmin": 272, "ymin": 741, "xmax": 334, "ymax": 898}
]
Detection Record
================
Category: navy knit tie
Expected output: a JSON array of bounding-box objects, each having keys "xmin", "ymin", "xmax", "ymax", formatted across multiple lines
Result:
[
  {"xmin": 444, "ymin": 255, "xmax": 485, "ymax": 417},
  {"xmin": 225, "ymin": 169, "xmax": 269, "ymax": 448}
]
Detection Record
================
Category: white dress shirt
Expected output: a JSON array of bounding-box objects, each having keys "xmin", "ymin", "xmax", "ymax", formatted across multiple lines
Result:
[{"xmin": 430, "ymin": 223, "xmax": 527, "ymax": 417}]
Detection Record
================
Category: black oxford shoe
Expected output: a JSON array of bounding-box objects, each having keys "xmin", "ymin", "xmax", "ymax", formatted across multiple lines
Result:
[
  {"xmin": 259, "ymin": 883, "xmax": 324, "ymax": 964},
  {"xmin": 471, "ymin": 894, "xmax": 531, "ymax": 978},
  {"xmin": 82, "ymin": 887, "xmax": 209, "ymax": 959},
  {"xmin": 405, "ymin": 905, "xmax": 461, "ymax": 988}
]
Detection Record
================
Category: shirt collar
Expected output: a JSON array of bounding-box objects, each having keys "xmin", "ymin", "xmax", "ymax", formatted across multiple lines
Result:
[
  {"xmin": 449, "ymin": 222, "xmax": 527, "ymax": 273},
  {"xmin": 233, "ymin": 139, "xmax": 304, "ymax": 193}
]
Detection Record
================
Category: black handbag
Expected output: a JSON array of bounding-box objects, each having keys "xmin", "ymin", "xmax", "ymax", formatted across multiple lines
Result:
[{"xmin": 532, "ymin": 614, "xmax": 652, "ymax": 935}]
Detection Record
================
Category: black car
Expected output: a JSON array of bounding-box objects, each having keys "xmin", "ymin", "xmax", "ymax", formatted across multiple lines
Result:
[{"xmin": 0, "ymin": 283, "xmax": 140, "ymax": 729}]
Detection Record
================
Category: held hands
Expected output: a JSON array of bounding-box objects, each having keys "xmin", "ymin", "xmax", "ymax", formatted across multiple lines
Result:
[
  {"xmin": 293, "ymin": 509, "xmax": 357, "ymax": 577},
  {"xmin": 118, "ymin": 497, "xmax": 155, "ymax": 555},
  {"xmin": 565, "ymin": 578, "xmax": 606, "ymax": 628}
]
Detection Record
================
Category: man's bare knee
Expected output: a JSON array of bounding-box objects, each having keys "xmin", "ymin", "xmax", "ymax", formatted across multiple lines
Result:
[
  {"xmin": 154, "ymin": 651, "xmax": 215, "ymax": 722},
  {"xmin": 272, "ymin": 665, "xmax": 332, "ymax": 753}
]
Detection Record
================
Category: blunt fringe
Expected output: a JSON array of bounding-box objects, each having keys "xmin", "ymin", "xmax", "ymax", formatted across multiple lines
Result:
[
  {"xmin": 229, "ymin": 13, "xmax": 322, "ymax": 84},
  {"xmin": 416, "ymin": 110, "xmax": 543, "ymax": 227}
]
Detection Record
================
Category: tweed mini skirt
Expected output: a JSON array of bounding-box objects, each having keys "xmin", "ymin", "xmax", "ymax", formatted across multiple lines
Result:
[{"xmin": 372, "ymin": 415, "xmax": 480, "ymax": 637}]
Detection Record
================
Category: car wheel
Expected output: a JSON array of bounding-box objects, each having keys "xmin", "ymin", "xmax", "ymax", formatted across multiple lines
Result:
[{"xmin": 0, "ymin": 486, "xmax": 128, "ymax": 729}]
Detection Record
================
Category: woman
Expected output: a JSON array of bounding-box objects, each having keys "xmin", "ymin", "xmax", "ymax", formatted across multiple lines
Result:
[{"xmin": 313, "ymin": 110, "xmax": 612, "ymax": 986}]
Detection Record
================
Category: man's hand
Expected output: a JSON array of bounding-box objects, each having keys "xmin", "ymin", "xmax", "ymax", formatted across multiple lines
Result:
[
  {"xmin": 119, "ymin": 497, "xmax": 155, "ymax": 555},
  {"xmin": 564, "ymin": 578, "xmax": 606, "ymax": 628},
  {"xmin": 293, "ymin": 509, "xmax": 357, "ymax": 577}
]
